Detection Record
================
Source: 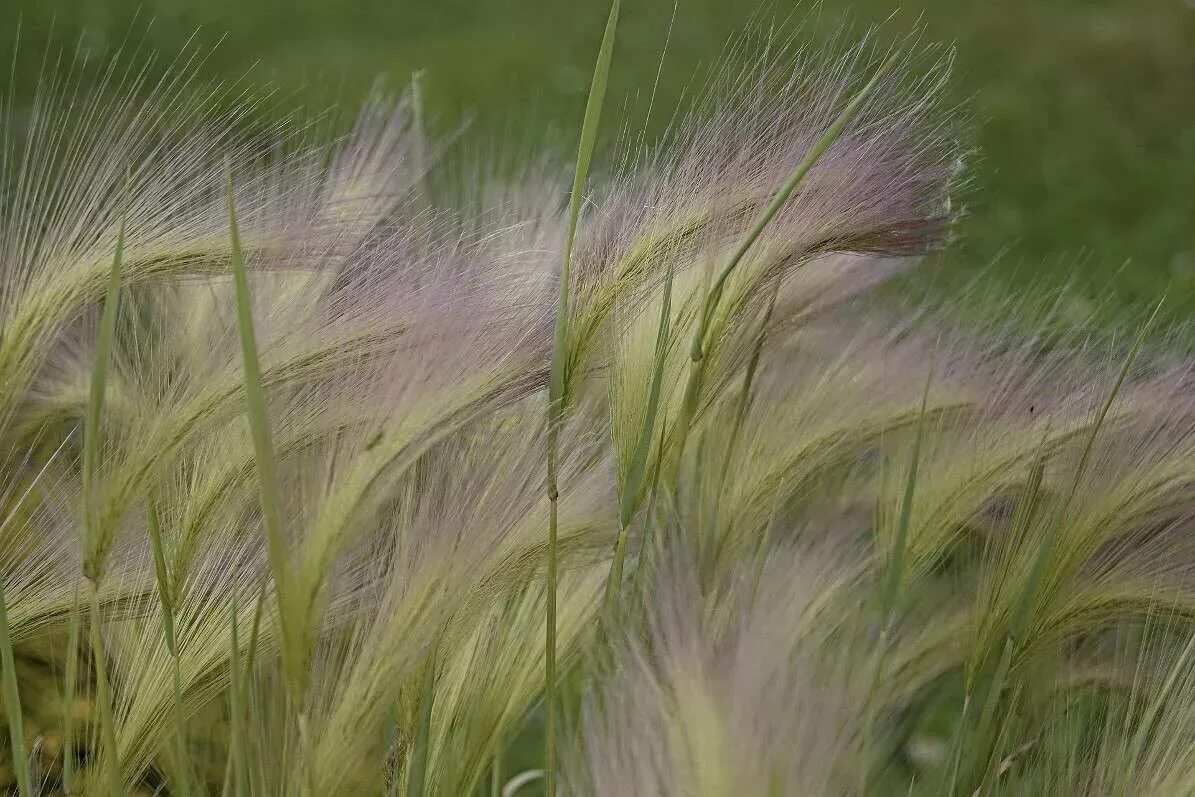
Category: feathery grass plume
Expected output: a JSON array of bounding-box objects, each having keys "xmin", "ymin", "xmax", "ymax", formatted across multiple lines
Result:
[
  {"xmin": 0, "ymin": 40, "xmax": 299, "ymax": 440},
  {"xmin": 298, "ymin": 417, "xmax": 609, "ymax": 795},
  {"xmin": 7, "ymin": 12, "xmax": 1195, "ymax": 797},
  {"xmin": 567, "ymin": 534, "xmax": 867, "ymax": 795},
  {"xmin": 983, "ymin": 624, "xmax": 1195, "ymax": 794},
  {"xmin": 591, "ymin": 38, "xmax": 958, "ymax": 588}
]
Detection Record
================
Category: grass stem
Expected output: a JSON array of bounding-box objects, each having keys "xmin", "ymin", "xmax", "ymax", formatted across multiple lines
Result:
[
  {"xmin": 0, "ymin": 577, "xmax": 31, "ymax": 796},
  {"xmin": 544, "ymin": 1, "xmax": 621, "ymax": 792}
]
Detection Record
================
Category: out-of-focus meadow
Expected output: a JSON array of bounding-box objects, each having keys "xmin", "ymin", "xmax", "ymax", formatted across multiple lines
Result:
[{"xmin": 5, "ymin": 0, "xmax": 1193, "ymax": 315}]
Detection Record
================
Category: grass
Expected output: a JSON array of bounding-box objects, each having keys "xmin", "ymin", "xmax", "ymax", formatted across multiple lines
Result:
[
  {"xmin": 3, "ymin": 0, "xmax": 1192, "ymax": 317},
  {"xmin": 1, "ymin": 6, "xmax": 1195, "ymax": 797}
]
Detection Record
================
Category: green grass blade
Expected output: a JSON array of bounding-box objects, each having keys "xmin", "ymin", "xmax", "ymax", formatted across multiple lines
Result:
[
  {"xmin": 545, "ymin": 1, "xmax": 621, "ymax": 793},
  {"xmin": 881, "ymin": 365, "xmax": 934, "ymax": 626},
  {"xmin": 243, "ymin": 581, "xmax": 266, "ymax": 699},
  {"xmin": 0, "ymin": 578, "xmax": 32, "ymax": 796},
  {"xmin": 632, "ymin": 417, "xmax": 670, "ymax": 603},
  {"xmin": 548, "ymin": 0, "xmax": 622, "ymax": 411},
  {"xmin": 145, "ymin": 500, "xmax": 176, "ymax": 652},
  {"xmin": 411, "ymin": 69, "xmax": 428, "ymax": 180},
  {"xmin": 861, "ymin": 367, "xmax": 932, "ymax": 793},
  {"xmin": 227, "ymin": 176, "xmax": 302, "ymax": 701},
  {"xmin": 948, "ymin": 443, "xmax": 1047, "ymax": 796},
  {"xmin": 619, "ymin": 262, "xmax": 675, "ymax": 529},
  {"xmin": 977, "ymin": 679, "xmax": 1025, "ymax": 792},
  {"xmin": 607, "ymin": 262, "xmax": 675, "ymax": 611},
  {"xmin": 943, "ymin": 694, "xmax": 971, "ymax": 796},
  {"xmin": 81, "ymin": 187, "xmax": 126, "ymax": 581},
  {"xmin": 561, "ymin": 0, "xmax": 622, "ymax": 303},
  {"xmin": 971, "ymin": 637, "xmax": 1016, "ymax": 783}
]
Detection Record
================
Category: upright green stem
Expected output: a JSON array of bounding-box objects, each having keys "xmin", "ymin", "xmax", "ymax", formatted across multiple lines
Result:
[
  {"xmin": 227, "ymin": 177, "xmax": 315, "ymax": 796},
  {"xmin": 81, "ymin": 180, "xmax": 126, "ymax": 585},
  {"xmin": 88, "ymin": 581, "xmax": 124, "ymax": 797},
  {"xmin": 0, "ymin": 578, "xmax": 32, "ymax": 796},
  {"xmin": 228, "ymin": 594, "xmax": 249, "ymax": 797},
  {"xmin": 63, "ymin": 587, "xmax": 81, "ymax": 796},
  {"xmin": 544, "ymin": 437, "xmax": 561, "ymax": 794},
  {"xmin": 544, "ymin": 2, "xmax": 621, "ymax": 792},
  {"xmin": 631, "ymin": 421, "xmax": 669, "ymax": 603}
]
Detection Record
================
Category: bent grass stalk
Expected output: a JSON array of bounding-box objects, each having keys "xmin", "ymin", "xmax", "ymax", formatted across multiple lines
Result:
[
  {"xmin": 671, "ymin": 56, "xmax": 896, "ymax": 469},
  {"xmin": 544, "ymin": 0, "xmax": 621, "ymax": 792}
]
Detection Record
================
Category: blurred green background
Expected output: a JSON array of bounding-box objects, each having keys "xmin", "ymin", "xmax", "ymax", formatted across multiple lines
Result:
[{"xmin": 4, "ymin": 0, "xmax": 1193, "ymax": 312}]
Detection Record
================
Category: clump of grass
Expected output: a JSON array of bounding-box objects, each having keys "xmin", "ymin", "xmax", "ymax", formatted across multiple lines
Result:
[{"xmin": 0, "ymin": 12, "xmax": 1193, "ymax": 797}]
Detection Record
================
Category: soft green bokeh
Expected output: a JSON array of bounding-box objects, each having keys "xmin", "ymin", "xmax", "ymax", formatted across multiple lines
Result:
[{"xmin": 5, "ymin": 1, "xmax": 1193, "ymax": 313}]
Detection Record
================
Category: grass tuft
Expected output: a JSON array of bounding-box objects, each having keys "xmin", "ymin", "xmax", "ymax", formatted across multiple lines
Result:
[{"xmin": 0, "ymin": 16, "xmax": 1190, "ymax": 797}]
